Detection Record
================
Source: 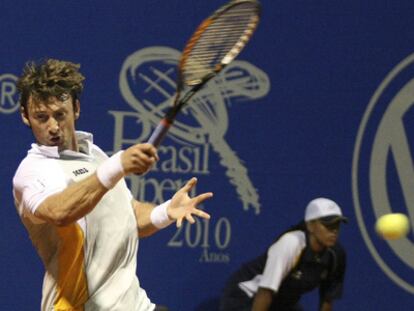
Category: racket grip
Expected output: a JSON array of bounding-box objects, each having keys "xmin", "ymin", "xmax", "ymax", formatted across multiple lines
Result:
[{"xmin": 147, "ymin": 119, "xmax": 172, "ymax": 148}]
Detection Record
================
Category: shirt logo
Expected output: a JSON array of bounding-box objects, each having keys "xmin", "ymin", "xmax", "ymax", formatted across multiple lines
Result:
[
  {"xmin": 72, "ymin": 168, "xmax": 89, "ymax": 177},
  {"xmin": 291, "ymin": 270, "xmax": 303, "ymax": 280}
]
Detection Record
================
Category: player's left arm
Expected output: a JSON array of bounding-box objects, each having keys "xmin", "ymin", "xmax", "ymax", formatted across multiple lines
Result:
[
  {"xmin": 133, "ymin": 177, "xmax": 213, "ymax": 237},
  {"xmin": 132, "ymin": 200, "xmax": 158, "ymax": 237},
  {"xmin": 251, "ymin": 288, "xmax": 273, "ymax": 311}
]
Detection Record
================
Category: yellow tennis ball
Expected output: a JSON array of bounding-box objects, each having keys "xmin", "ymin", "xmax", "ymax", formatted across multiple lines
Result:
[{"xmin": 375, "ymin": 213, "xmax": 410, "ymax": 240}]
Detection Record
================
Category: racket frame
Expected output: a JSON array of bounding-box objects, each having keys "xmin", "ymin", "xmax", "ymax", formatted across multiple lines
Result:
[{"xmin": 148, "ymin": 0, "xmax": 261, "ymax": 147}]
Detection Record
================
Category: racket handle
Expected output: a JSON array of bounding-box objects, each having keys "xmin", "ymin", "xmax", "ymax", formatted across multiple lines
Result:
[{"xmin": 147, "ymin": 119, "xmax": 172, "ymax": 148}]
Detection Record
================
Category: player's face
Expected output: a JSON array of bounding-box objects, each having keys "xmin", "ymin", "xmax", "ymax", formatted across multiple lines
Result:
[
  {"xmin": 21, "ymin": 94, "xmax": 80, "ymax": 152},
  {"xmin": 309, "ymin": 220, "xmax": 340, "ymax": 250}
]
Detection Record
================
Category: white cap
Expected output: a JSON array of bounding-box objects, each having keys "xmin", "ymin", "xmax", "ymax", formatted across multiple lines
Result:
[{"xmin": 304, "ymin": 198, "xmax": 347, "ymax": 223}]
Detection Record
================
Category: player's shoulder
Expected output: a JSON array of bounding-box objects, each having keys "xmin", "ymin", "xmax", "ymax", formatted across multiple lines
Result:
[
  {"xmin": 89, "ymin": 142, "xmax": 110, "ymax": 160},
  {"xmin": 271, "ymin": 230, "xmax": 306, "ymax": 251},
  {"xmin": 13, "ymin": 151, "xmax": 59, "ymax": 188},
  {"xmin": 14, "ymin": 151, "xmax": 46, "ymax": 176},
  {"xmin": 279, "ymin": 230, "xmax": 306, "ymax": 244},
  {"xmin": 267, "ymin": 230, "xmax": 306, "ymax": 260}
]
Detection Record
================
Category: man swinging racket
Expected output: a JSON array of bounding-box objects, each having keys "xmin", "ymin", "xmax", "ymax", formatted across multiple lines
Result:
[{"xmin": 13, "ymin": 58, "xmax": 213, "ymax": 311}]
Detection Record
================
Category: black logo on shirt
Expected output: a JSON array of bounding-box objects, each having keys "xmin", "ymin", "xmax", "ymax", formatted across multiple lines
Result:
[
  {"xmin": 73, "ymin": 168, "xmax": 89, "ymax": 177},
  {"xmin": 291, "ymin": 270, "xmax": 302, "ymax": 280}
]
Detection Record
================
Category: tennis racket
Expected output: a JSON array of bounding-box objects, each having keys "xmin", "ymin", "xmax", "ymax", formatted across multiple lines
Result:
[{"xmin": 147, "ymin": 0, "xmax": 261, "ymax": 147}]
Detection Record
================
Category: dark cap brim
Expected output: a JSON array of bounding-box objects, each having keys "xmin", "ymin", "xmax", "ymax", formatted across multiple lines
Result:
[{"xmin": 319, "ymin": 215, "xmax": 348, "ymax": 225}]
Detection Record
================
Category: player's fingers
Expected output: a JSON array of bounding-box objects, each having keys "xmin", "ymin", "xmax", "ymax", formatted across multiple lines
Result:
[
  {"xmin": 134, "ymin": 148, "xmax": 157, "ymax": 164},
  {"xmin": 146, "ymin": 145, "xmax": 158, "ymax": 159},
  {"xmin": 135, "ymin": 143, "xmax": 158, "ymax": 158},
  {"xmin": 140, "ymin": 142, "xmax": 157, "ymax": 152},
  {"xmin": 194, "ymin": 192, "xmax": 213, "ymax": 204},
  {"xmin": 182, "ymin": 177, "xmax": 197, "ymax": 192},
  {"xmin": 176, "ymin": 218, "xmax": 183, "ymax": 228},
  {"xmin": 186, "ymin": 214, "xmax": 196, "ymax": 224},
  {"xmin": 194, "ymin": 209, "xmax": 210, "ymax": 219}
]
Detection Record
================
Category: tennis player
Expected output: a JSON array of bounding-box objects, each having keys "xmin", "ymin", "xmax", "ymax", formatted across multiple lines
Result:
[
  {"xmin": 219, "ymin": 198, "xmax": 347, "ymax": 311},
  {"xmin": 13, "ymin": 58, "xmax": 213, "ymax": 311}
]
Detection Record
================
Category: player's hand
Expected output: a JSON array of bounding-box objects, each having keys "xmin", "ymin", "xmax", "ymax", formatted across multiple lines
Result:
[
  {"xmin": 121, "ymin": 143, "xmax": 158, "ymax": 175},
  {"xmin": 168, "ymin": 177, "xmax": 213, "ymax": 228}
]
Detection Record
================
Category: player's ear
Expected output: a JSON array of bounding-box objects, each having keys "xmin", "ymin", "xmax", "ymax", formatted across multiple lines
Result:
[
  {"xmin": 74, "ymin": 100, "xmax": 80, "ymax": 120},
  {"xmin": 20, "ymin": 106, "xmax": 31, "ymax": 127}
]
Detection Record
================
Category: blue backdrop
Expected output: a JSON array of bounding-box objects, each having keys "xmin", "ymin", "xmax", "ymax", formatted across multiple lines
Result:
[{"xmin": 1, "ymin": 1, "xmax": 414, "ymax": 310}]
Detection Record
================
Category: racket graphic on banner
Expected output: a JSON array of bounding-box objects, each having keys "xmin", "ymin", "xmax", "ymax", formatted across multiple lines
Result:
[{"xmin": 147, "ymin": 0, "xmax": 261, "ymax": 147}]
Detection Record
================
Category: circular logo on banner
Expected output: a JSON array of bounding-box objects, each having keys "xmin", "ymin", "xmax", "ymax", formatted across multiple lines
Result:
[
  {"xmin": 0, "ymin": 74, "xmax": 19, "ymax": 114},
  {"xmin": 111, "ymin": 46, "xmax": 270, "ymax": 264},
  {"xmin": 353, "ymin": 53, "xmax": 414, "ymax": 293},
  {"xmin": 118, "ymin": 46, "xmax": 270, "ymax": 213}
]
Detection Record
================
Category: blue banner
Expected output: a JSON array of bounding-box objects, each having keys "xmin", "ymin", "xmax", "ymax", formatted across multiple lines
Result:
[{"xmin": 1, "ymin": 1, "xmax": 414, "ymax": 310}]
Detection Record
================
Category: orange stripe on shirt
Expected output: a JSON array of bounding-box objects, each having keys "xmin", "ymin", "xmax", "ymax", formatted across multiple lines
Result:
[{"xmin": 54, "ymin": 223, "xmax": 89, "ymax": 311}]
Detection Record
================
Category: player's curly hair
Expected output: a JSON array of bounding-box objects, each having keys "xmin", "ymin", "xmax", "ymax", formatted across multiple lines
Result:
[{"xmin": 17, "ymin": 58, "xmax": 85, "ymax": 112}]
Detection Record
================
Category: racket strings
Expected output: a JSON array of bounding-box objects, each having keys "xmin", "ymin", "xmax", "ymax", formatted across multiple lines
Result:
[
  {"xmin": 187, "ymin": 16, "xmax": 255, "ymax": 61},
  {"xmin": 181, "ymin": 2, "xmax": 260, "ymax": 85}
]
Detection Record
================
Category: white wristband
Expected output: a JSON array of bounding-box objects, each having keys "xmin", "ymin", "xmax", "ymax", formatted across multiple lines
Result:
[
  {"xmin": 96, "ymin": 151, "xmax": 125, "ymax": 189},
  {"xmin": 150, "ymin": 200, "xmax": 174, "ymax": 229}
]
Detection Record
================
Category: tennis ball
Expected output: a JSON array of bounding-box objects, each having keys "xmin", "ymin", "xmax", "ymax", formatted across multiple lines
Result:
[{"xmin": 375, "ymin": 213, "xmax": 410, "ymax": 240}]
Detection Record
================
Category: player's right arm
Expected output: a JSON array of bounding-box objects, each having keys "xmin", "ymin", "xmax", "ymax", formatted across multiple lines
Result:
[
  {"xmin": 14, "ymin": 143, "xmax": 158, "ymax": 226},
  {"xmin": 34, "ymin": 173, "xmax": 108, "ymax": 225}
]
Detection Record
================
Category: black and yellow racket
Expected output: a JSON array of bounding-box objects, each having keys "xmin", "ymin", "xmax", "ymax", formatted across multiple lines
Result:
[{"xmin": 147, "ymin": 0, "xmax": 261, "ymax": 147}]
